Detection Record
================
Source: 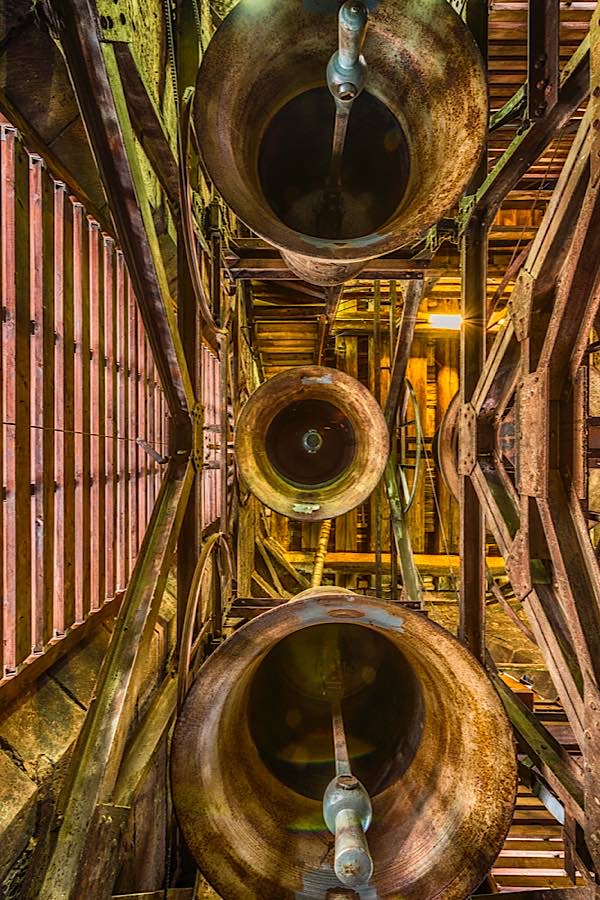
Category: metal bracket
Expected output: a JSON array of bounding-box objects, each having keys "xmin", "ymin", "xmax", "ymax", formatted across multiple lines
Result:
[
  {"xmin": 505, "ymin": 529, "xmax": 533, "ymax": 601},
  {"xmin": 518, "ymin": 371, "xmax": 549, "ymax": 498},
  {"xmin": 458, "ymin": 403, "xmax": 477, "ymax": 476},
  {"xmin": 508, "ymin": 269, "xmax": 535, "ymax": 342},
  {"xmin": 191, "ymin": 402, "xmax": 205, "ymax": 471}
]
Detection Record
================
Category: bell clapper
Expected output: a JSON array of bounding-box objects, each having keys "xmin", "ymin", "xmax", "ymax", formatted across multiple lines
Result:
[
  {"xmin": 318, "ymin": 1, "xmax": 369, "ymax": 236},
  {"xmin": 322, "ymin": 642, "xmax": 374, "ymax": 889}
]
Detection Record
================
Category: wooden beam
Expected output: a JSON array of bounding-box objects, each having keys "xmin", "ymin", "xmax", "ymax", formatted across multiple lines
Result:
[
  {"xmin": 475, "ymin": 35, "xmax": 590, "ymax": 223},
  {"xmin": 459, "ymin": 211, "xmax": 488, "ymax": 662},
  {"xmin": 473, "ymin": 891, "xmax": 592, "ymax": 900},
  {"xmin": 493, "ymin": 675, "xmax": 585, "ymax": 826},
  {"xmin": 286, "ymin": 551, "xmax": 505, "ymax": 577},
  {"xmin": 229, "ymin": 255, "xmax": 435, "ymax": 280},
  {"xmin": 52, "ymin": 0, "xmax": 193, "ymax": 418},
  {"xmin": 528, "ymin": 0, "xmax": 560, "ymax": 121},
  {"xmin": 113, "ymin": 43, "xmax": 179, "ymax": 216},
  {"xmin": 35, "ymin": 460, "xmax": 194, "ymax": 899},
  {"xmin": 113, "ymin": 891, "xmax": 194, "ymax": 900}
]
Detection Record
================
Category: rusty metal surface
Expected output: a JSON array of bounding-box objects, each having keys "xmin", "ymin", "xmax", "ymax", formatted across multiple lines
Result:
[
  {"xmin": 194, "ymin": 0, "xmax": 487, "ymax": 285},
  {"xmin": 457, "ymin": 41, "xmax": 600, "ymax": 875},
  {"xmin": 434, "ymin": 390, "xmax": 460, "ymax": 502},
  {"xmin": 235, "ymin": 366, "xmax": 389, "ymax": 521},
  {"xmin": 171, "ymin": 589, "xmax": 516, "ymax": 899},
  {"xmin": 527, "ymin": 0, "xmax": 559, "ymax": 121}
]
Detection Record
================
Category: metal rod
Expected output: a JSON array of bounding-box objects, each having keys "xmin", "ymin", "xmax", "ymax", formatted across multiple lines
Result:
[
  {"xmin": 329, "ymin": 104, "xmax": 351, "ymax": 188},
  {"xmin": 384, "ymin": 280, "xmax": 424, "ymax": 430},
  {"xmin": 323, "ymin": 698, "xmax": 374, "ymax": 888},
  {"xmin": 326, "ymin": 1, "xmax": 369, "ymax": 192},
  {"xmin": 311, "ymin": 518, "xmax": 332, "ymax": 587},
  {"xmin": 337, "ymin": 1, "xmax": 368, "ymax": 71},
  {"xmin": 331, "ymin": 699, "xmax": 352, "ymax": 777},
  {"xmin": 333, "ymin": 807, "xmax": 373, "ymax": 888}
]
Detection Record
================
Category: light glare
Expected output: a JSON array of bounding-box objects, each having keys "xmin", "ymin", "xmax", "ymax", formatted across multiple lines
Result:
[{"xmin": 428, "ymin": 313, "xmax": 462, "ymax": 331}]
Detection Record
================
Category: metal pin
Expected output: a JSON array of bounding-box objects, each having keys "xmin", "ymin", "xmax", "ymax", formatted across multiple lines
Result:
[{"xmin": 319, "ymin": 1, "xmax": 369, "ymax": 235}]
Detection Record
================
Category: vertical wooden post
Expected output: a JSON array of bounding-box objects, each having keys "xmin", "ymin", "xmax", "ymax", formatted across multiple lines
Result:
[
  {"xmin": 176, "ymin": 235, "xmax": 199, "ymax": 645},
  {"xmin": 89, "ymin": 220, "xmax": 106, "ymax": 612},
  {"xmin": 55, "ymin": 186, "xmax": 77, "ymax": 634},
  {"xmin": 116, "ymin": 250, "xmax": 130, "ymax": 589},
  {"xmin": 335, "ymin": 335, "xmax": 358, "ymax": 555},
  {"xmin": 2, "ymin": 130, "xmax": 32, "ymax": 669},
  {"xmin": 459, "ymin": 0, "xmax": 488, "ymax": 662},
  {"xmin": 31, "ymin": 155, "xmax": 56, "ymax": 650},
  {"xmin": 128, "ymin": 273, "xmax": 139, "ymax": 565},
  {"xmin": 460, "ymin": 212, "xmax": 488, "ymax": 661},
  {"xmin": 73, "ymin": 203, "xmax": 91, "ymax": 622},
  {"xmin": 372, "ymin": 281, "xmax": 383, "ymax": 596},
  {"xmin": 104, "ymin": 236, "xmax": 117, "ymax": 600},
  {"xmin": 436, "ymin": 334, "xmax": 459, "ymax": 554},
  {"xmin": 237, "ymin": 494, "xmax": 256, "ymax": 597},
  {"xmin": 406, "ymin": 337, "xmax": 428, "ymax": 554}
]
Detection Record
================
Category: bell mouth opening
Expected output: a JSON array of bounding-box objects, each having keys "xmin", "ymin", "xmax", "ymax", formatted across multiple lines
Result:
[
  {"xmin": 265, "ymin": 398, "xmax": 357, "ymax": 487},
  {"xmin": 248, "ymin": 622, "xmax": 424, "ymax": 801},
  {"xmin": 258, "ymin": 86, "xmax": 410, "ymax": 242}
]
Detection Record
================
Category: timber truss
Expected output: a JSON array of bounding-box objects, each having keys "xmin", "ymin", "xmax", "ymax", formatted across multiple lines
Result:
[{"xmin": 456, "ymin": 4, "xmax": 600, "ymax": 894}]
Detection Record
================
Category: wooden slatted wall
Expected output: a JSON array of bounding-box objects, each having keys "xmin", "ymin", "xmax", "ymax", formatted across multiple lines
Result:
[{"xmin": 0, "ymin": 122, "xmax": 168, "ymax": 681}]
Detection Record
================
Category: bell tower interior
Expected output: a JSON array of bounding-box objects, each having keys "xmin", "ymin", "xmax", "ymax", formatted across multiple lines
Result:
[{"xmin": 0, "ymin": 1, "xmax": 599, "ymax": 898}]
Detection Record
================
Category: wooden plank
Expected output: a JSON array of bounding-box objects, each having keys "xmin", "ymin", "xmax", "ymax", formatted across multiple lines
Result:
[
  {"xmin": 435, "ymin": 335, "xmax": 459, "ymax": 554},
  {"xmin": 112, "ymin": 890, "xmax": 193, "ymax": 900},
  {"xmin": 155, "ymin": 372, "xmax": 163, "ymax": 496},
  {"xmin": 29, "ymin": 154, "xmax": 43, "ymax": 650},
  {"xmin": 30, "ymin": 154, "xmax": 56, "ymax": 650},
  {"xmin": 41, "ymin": 170, "xmax": 57, "ymax": 645},
  {"xmin": 0, "ymin": 590, "xmax": 122, "ymax": 714},
  {"xmin": 52, "ymin": 2, "xmax": 194, "ymax": 415},
  {"xmin": 2, "ymin": 132, "xmax": 32, "ymax": 670},
  {"xmin": 116, "ymin": 251, "xmax": 129, "ymax": 588},
  {"xmin": 493, "ymin": 876, "xmax": 585, "ymax": 888},
  {"xmin": 335, "ymin": 335, "xmax": 358, "ymax": 555},
  {"xmin": 0, "ymin": 126, "xmax": 7, "ymax": 674},
  {"xmin": 137, "ymin": 322, "xmax": 147, "ymax": 547},
  {"xmin": 476, "ymin": 891, "xmax": 590, "ymax": 900},
  {"xmin": 128, "ymin": 273, "xmax": 139, "ymax": 564},
  {"xmin": 113, "ymin": 675, "xmax": 177, "ymax": 806},
  {"xmin": 104, "ymin": 235, "xmax": 117, "ymax": 600},
  {"xmin": 73, "ymin": 202, "xmax": 91, "ymax": 621},
  {"xmin": 406, "ymin": 336, "xmax": 428, "ymax": 554},
  {"xmin": 286, "ymin": 551, "xmax": 506, "ymax": 576},
  {"xmin": 54, "ymin": 186, "xmax": 77, "ymax": 634},
  {"xmin": 38, "ymin": 463, "xmax": 194, "ymax": 899},
  {"xmin": 146, "ymin": 339, "xmax": 156, "ymax": 510},
  {"xmin": 89, "ymin": 220, "xmax": 106, "ymax": 611}
]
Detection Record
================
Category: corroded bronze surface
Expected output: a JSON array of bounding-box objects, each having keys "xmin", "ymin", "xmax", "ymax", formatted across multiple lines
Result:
[
  {"xmin": 234, "ymin": 366, "xmax": 389, "ymax": 521},
  {"xmin": 194, "ymin": 0, "xmax": 488, "ymax": 285},
  {"xmin": 171, "ymin": 590, "xmax": 517, "ymax": 899}
]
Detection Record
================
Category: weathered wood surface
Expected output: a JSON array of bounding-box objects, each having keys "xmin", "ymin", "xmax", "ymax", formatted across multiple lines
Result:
[{"xmin": 287, "ymin": 551, "xmax": 505, "ymax": 577}]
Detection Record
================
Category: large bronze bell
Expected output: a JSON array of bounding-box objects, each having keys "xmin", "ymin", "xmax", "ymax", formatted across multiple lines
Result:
[
  {"xmin": 194, "ymin": 0, "xmax": 488, "ymax": 285},
  {"xmin": 171, "ymin": 589, "xmax": 516, "ymax": 899},
  {"xmin": 234, "ymin": 366, "xmax": 389, "ymax": 521}
]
